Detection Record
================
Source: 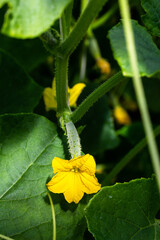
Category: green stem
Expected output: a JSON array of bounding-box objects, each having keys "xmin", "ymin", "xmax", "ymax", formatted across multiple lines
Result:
[
  {"xmin": 59, "ymin": 17, "xmax": 66, "ymax": 41},
  {"xmin": 81, "ymin": 0, "xmax": 88, "ymax": 13},
  {"xmin": 102, "ymin": 125, "xmax": 160, "ymax": 186},
  {"xmin": 80, "ymin": 42, "xmax": 87, "ymax": 80},
  {"xmin": 88, "ymin": 31, "xmax": 101, "ymax": 60},
  {"xmin": 0, "ymin": 235, "xmax": 14, "ymax": 240},
  {"xmin": 56, "ymin": 4, "xmax": 73, "ymax": 118},
  {"xmin": 57, "ymin": 0, "xmax": 108, "ymax": 57},
  {"xmin": 91, "ymin": 3, "xmax": 118, "ymax": 30},
  {"xmin": 55, "ymin": 56, "xmax": 71, "ymax": 117},
  {"xmin": 119, "ymin": 0, "xmax": 160, "ymax": 191},
  {"xmin": 47, "ymin": 193, "xmax": 56, "ymax": 240},
  {"xmin": 71, "ymin": 71, "xmax": 126, "ymax": 123},
  {"xmin": 60, "ymin": 1, "xmax": 73, "ymax": 41}
]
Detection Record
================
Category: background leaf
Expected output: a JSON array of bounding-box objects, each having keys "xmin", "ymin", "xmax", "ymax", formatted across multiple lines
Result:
[
  {"xmin": 143, "ymin": 77, "xmax": 160, "ymax": 113},
  {"xmin": 77, "ymin": 84, "xmax": 119, "ymax": 155},
  {"xmin": 141, "ymin": 0, "xmax": 160, "ymax": 37},
  {"xmin": 108, "ymin": 20, "xmax": 160, "ymax": 77},
  {"xmin": 0, "ymin": 0, "xmax": 71, "ymax": 38},
  {"xmin": 0, "ymin": 114, "xmax": 87, "ymax": 240},
  {"xmin": 0, "ymin": 34, "xmax": 49, "ymax": 71},
  {"xmin": 85, "ymin": 177, "xmax": 160, "ymax": 240},
  {"xmin": 0, "ymin": 49, "xmax": 43, "ymax": 114},
  {"xmin": 125, "ymin": 77, "xmax": 160, "ymax": 113}
]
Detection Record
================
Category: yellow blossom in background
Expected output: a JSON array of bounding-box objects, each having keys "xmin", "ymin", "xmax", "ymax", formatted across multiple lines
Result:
[
  {"xmin": 68, "ymin": 83, "xmax": 85, "ymax": 108},
  {"xmin": 96, "ymin": 58, "xmax": 111, "ymax": 75},
  {"xmin": 43, "ymin": 79, "xmax": 57, "ymax": 111},
  {"xmin": 47, "ymin": 154, "xmax": 101, "ymax": 203},
  {"xmin": 113, "ymin": 105, "xmax": 131, "ymax": 125},
  {"xmin": 43, "ymin": 79, "xmax": 86, "ymax": 111},
  {"xmin": 96, "ymin": 164, "xmax": 107, "ymax": 174}
]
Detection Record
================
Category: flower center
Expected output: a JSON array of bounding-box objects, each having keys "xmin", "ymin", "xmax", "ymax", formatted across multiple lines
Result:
[{"xmin": 71, "ymin": 167, "xmax": 79, "ymax": 173}]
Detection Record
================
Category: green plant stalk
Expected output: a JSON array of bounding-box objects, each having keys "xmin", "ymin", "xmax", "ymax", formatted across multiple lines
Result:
[
  {"xmin": 71, "ymin": 71, "xmax": 125, "ymax": 123},
  {"xmin": 119, "ymin": 0, "xmax": 160, "ymax": 191},
  {"xmin": 55, "ymin": 56, "xmax": 71, "ymax": 116},
  {"xmin": 57, "ymin": 0, "xmax": 108, "ymax": 57},
  {"xmin": 60, "ymin": 1, "xmax": 73, "ymax": 41},
  {"xmin": 79, "ymin": 0, "xmax": 88, "ymax": 80},
  {"xmin": 102, "ymin": 125, "xmax": 160, "ymax": 186},
  {"xmin": 80, "ymin": 41, "xmax": 87, "ymax": 80},
  {"xmin": 56, "ymin": 5, "xmax": 83, "ymax": 158},
  {"xmin": 56, "ymin": 0, "xmax": 108, "ymax": 116},
  {"xmin": 56, "ymin": 5, "xmax": 74, "ymax": 117},
  {"xmin": 0, "ymin": 235, "xmax": 14, "ymax": 240},
  {"xmin": 47, "ymin": 193, "xmax": 56, "ymax": 240},
  {"xmin": 59, "ymin": 16, "xmax": 66, "ymax": 41},
  {"xmin": 88, "ymin": 30, "xmax": 101, "ymax": 60},
  {"xmin": 81, "ymin": 0, "xmax": 88, "ymax": 13},
  {"xmin": 91, "ymin": 3, "xmax": 118, "ymax": 30}
]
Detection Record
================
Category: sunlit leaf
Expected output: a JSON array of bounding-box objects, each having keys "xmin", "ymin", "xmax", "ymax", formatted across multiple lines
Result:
[
  {"xmin": 85, "ymin": 177, "xmax": 160, "ymax": 240},
  {"xmin": 141, "ymin": 0, "xmax": 160, "ymax": 37},
  {"xmin": 0, "ymin": 0, "xmax": 71, "ymax": 38},
  {"xmin": 0, "ymin": 114, "xmax": 87, "ymax": 240},
  {"xmin": 108, "ymin": 20, "xmax": 160, "ymax": 77}
]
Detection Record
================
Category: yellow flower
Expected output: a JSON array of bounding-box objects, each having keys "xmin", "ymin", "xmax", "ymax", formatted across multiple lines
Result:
[
  {"xmin": 113, "ymin": 105, "xmax": 131, "ymax": 125},
  {"xmin": 96, "ymin": 58, "xmax": 111, "ymax": 75},
  {"xmin": 43, "ymin": 79, "xmax": 86, "ymax": 111},
  {"xmin": 47, "ymin": 154, "xmax": 101, "ymax": 203}
]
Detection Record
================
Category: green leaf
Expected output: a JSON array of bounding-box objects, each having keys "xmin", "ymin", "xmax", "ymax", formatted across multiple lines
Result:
[
  {"xmin": 125, "ymin": 76, "xmax": 160, "ymax": 113},
  {"xmin": 0, "ymin": 49, "xmax": 43, "ymax": 114},
  {"xmin": 78, "ymin": 84, "xmax": 119, "ymax": 155},
  {"xmin": 85, "ymin": 177, "xmax": 160, "ymax": 240},
  {"xmin": 0, "ymin": 114, "xmax": 87, "ymax": 240},
  {"xmin": 0, "ymin": 34, "xmax": 48, "ymax": 71},
  {"xmin": 141, "ymin": 0, "xmax": 160, "ymax": 37},
  {"xmin": 117, "ymin": 122, "xmax": 145, "ymax": 145},
  {"xmin": 108, "ymin": 20, "xmax": 160, "ymax": 77},
  {"xmin": 0, "ymin": 0, "xmax": 71, "ymax": 38},
  {"xmin": 143, "ymin": 77, "xmax": 160, "ymax": 113}
]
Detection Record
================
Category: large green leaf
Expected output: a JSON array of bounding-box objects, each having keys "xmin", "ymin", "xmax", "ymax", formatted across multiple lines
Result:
[
  {"xmin": 141, "ymin": 0, "xmax": 160, "ymax": 37},
  {"xmin": 0, "ymin": 34, "xmax": 48, "ymax": 71},
  {"xmin": 0, "ymin": 114, "xmax": 87, "ymax": 240},
  {"xmin": 0, "ymin": 49, "xmax": 43, "ymax": 114},
  {"xmin": 108, "ymin": 20, "xmax": 160, "ymax": 77},
  {"xmin": 85, "ymin": 177, "xmax": 160, "ymax": 240},
  {"xmin": 0, "ymin": 0, "xmax": 71, "ymax": 38}
]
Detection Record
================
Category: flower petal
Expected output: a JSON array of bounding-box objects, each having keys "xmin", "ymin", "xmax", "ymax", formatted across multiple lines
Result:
[
  {"xmin": 52, "ymin": 157, "xmax": 72, "ymax": 173},
  {"xmin": 79, "ymin": 172, "xmax": 101, "ymax": 194},
  {"xmin": 48, "ymin": 154, "xmax": 101, "ymax": 203},
  {"xmin": 96, "ymin": 58, "xmax": 111, "ymax": 75},
  {"xmin": 113, "ymin": 105, "xmax": 131, "ymax": 125},
  {"xmin": 63, "ymin": 172, "xmax": 84, "ymax": 203},
  {"xmin": 69, "ymin": 83, "xmax": 86, "ymax": 108},
  {"xmin": 47, "ymin": 172, "xmax": 70, "ymax": 193},
  {"xmin": 70, "ymin": 154, "xmax": 96, "ymax": 175},
  {"xmin": 43, "ymin": 87, "xmax": 57, "ymax": 111}
]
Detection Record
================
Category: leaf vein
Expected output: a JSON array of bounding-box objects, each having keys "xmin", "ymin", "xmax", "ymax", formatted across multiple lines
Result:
[{"xmin": 1, "ymin": 134, "xmax": 57, "ymax": 199}]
